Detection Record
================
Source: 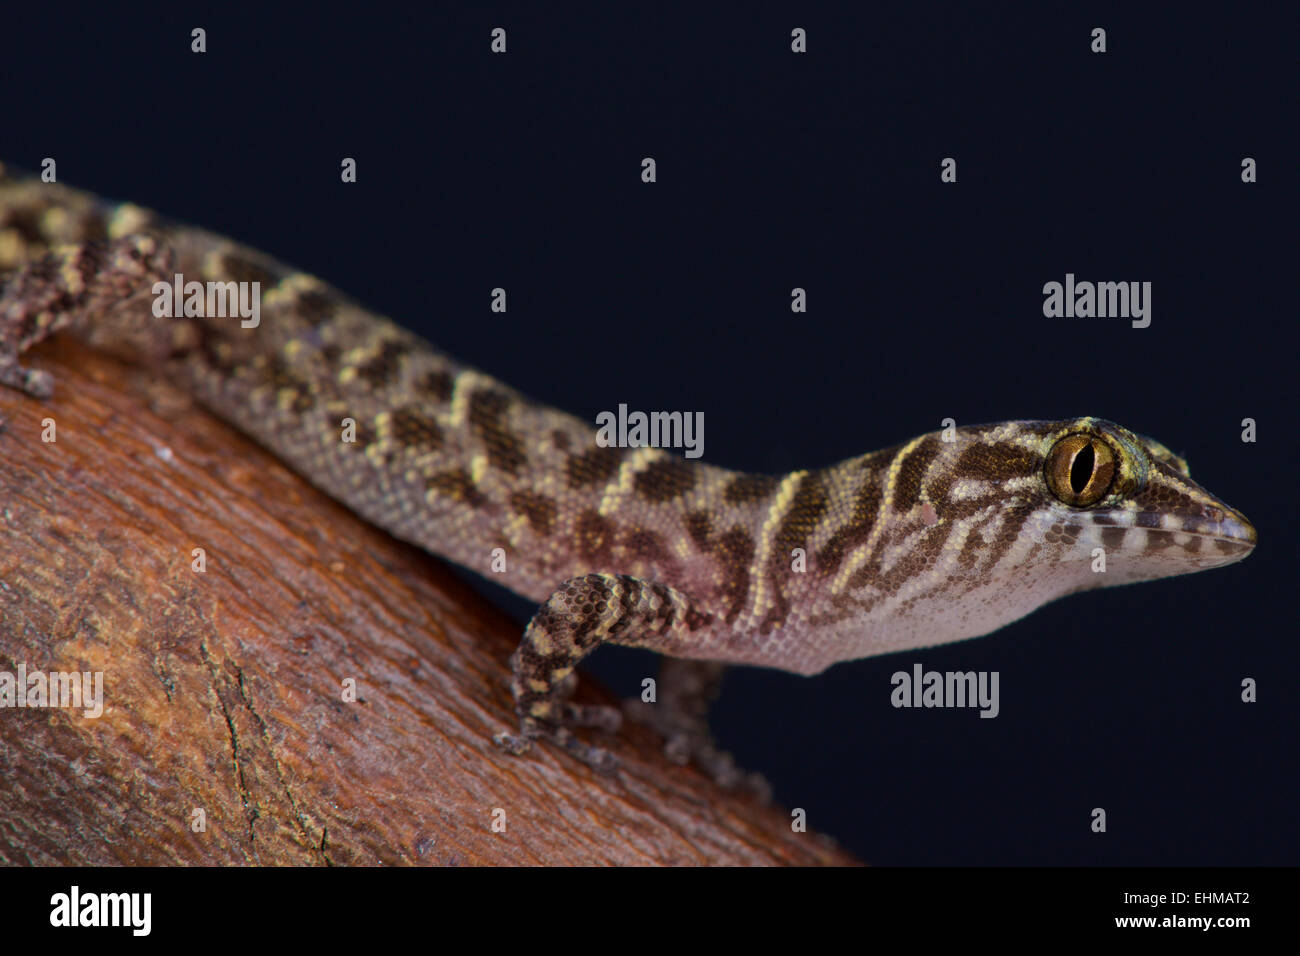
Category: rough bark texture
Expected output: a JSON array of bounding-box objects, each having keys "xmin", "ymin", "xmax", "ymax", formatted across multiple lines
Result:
[{"xmin": 0, "ymin": 340, "xmax": 855, "ymax": 866}]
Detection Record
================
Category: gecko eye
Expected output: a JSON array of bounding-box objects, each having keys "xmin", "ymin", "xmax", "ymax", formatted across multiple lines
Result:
[{"xmin": 1045, "ymin": 434, "xmax": 1117, "ymax": 507}]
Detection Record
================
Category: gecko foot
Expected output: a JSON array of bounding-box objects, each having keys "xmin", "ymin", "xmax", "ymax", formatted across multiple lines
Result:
[
  {"xmin": 493, "ymin": 644, "xmax": 622, "ymax": 774},
  {"xmin": 0, "ymin": 361, "xmax": 53, "ymax": 399},
  {"xmin": 623, "ymin": 659, "xmax": 773, "ymax": 802},
  {"xmin": 494, "ymin": 722, "xmax": 619, "ymax": 775},
  {"xmin": 553, "ymin": 669, "xmax": 622, "ymax": 732},
  {"xmin": 564, "ymin": 700, "xmax": 623, "ymax": 733},
  {"xmin": 623, "ymin": 698, "xmax": 773, "ymax": 802}
]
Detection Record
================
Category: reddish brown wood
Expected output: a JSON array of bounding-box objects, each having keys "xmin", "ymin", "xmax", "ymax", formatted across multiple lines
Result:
[{"xmin": 0, "ymin": 340, "xmax": 857, "ymax": 865}]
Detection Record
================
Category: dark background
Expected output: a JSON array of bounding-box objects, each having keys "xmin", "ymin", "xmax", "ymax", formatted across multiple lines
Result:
[{"xmin": 3, "ymin": 3, "xmax": 1293, "ymax": 865}]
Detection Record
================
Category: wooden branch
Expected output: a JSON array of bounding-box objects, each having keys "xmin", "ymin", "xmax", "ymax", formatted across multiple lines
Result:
[{"xmin": 0, "ymin": 340, "xmax": 856, "ymax": 865}]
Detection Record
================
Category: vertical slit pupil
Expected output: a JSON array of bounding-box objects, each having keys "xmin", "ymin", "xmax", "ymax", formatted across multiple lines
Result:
[{"xmin": 1070, "ymin": 443, "xmax": 1096, "ymax": 494}]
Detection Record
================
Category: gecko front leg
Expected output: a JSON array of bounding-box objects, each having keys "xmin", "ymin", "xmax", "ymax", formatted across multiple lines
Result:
[
  {"xmin": 492, "ymin": 574, "xmax": 704, "ymax": 771},
  {"xmin": 494, "ymin": 572, "xmax": 763, "ymax": 795}
]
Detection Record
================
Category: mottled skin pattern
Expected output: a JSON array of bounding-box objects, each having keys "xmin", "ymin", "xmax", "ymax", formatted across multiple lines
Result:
[{"xmin": 0, "ymin": 168, "xmax": 1257, "ymax": 781}]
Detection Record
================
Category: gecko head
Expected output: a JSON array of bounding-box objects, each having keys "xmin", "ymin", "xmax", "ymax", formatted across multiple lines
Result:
[{"xmin": 1034, "ymin": 417, "xmax": 1255, "ymax": 581}]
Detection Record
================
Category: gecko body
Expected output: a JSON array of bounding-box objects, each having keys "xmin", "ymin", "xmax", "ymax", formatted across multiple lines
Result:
[{"xmin": 0, "ymin": 168, "xmax": 1256, "ymax": 779}]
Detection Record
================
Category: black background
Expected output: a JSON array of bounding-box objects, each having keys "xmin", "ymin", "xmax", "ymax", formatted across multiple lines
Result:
[{"xmin": 3, "ymin": 3, "xmax": 1294, "ymax": 865}]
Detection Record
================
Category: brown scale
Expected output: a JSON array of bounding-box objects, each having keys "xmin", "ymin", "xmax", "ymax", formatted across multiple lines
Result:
[
  {"xmin": 684, "ymin": 511, "xmax": 713, "ymax": 549},
  {"xmin": 293, "ymin": 288, "xmax": 339, "ymax": 327},
  {"xmin": 416, "ymin": 368, "xmax": 454, "ymax": 402},
  {"xmin": 758, "ymin": 472, "xmax": 828, "ymax": 631},
  {"xmin": 572, "ymin": 510, "xmax": 615, "ymax": 564},
  {"xmin": 710, "ymin": 527, "xmax": 757, "ymax": 625},
  {"xmin": 425, "ymin": 468, "xmax": 487, "ymax": 507},
  {"xmin": 892, "ymin": 435, "xmax": 940, "ymax": 507},
  {"xmin": 216, "ymin": 253, "xmax": 277, "ymax": 291},
  {"xmin": 508, "ymin": 490, "xmax": 558, "ymax": 537},
  {"xmin": 565, "ymin": 445, "xmax": 623, "ymax": 487},
  {"xmin": 352, "ymin": 338, "xmax": 413, "ymax": 389},
  {"xmin": 632, "ymin": 458, "xmax": 696, "ymax": 502},
  {"xmin": 814, "ymin": 460, "xmax": 888, "ymax": 576},
  {"xmin": 467, "ymin": 388, "xmax": 528, "ymax": 476},
  {"xmin": 255, "ymin": 352, "xmax": 317, "ymax": 413},
  {"xmin": 722, "ymin": 473, "xmax": 778, "ymax": 504},
  {"xmin": 383, "ymin": 405, "xmax": 445, "ymax": 455},
  {"xmin": 623, "ymin": 526, "xmax": 669, "ymax": 562}
]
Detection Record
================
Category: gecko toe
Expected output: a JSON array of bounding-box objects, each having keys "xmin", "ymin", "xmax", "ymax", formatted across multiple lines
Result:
[
  {"xmin": 580, "ymin": 746, "xmax": 619, "ymax": 775},
  {"xmin": 496, "ymin": 720, "xmax": 621, "ymax": 775},
  {"xmin": 564, "ymin": 701, "xmax": 622, "ymax": 733},
  {"xmin": 492, "ymin": 731, "xmax": 533, "ymax": 756},
  {"xmin": 625, "ymin": 696, "xmax": 772, "ymax": 800}
]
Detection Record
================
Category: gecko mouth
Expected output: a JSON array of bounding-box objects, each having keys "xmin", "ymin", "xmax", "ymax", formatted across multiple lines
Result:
[
  {"xmin": 1084, "ymin": 502, "xmax": 1256, "ymax": 562},
  {"xmin": 1182, "ymin": 507, "xmax": 1255, "ymax": 545},
  {"xmin": 1144, "ymin": 508, "xmax": 1257, "ymax": 558}
]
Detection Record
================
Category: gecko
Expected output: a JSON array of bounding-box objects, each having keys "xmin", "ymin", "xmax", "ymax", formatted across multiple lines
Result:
[{"xmin": 0, "ymin": 166, "xmax": 1257, "ymax": 787}]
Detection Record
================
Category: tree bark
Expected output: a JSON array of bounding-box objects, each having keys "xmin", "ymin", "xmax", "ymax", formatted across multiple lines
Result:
[{"xmin": 0, "ymin": 340, "xmax": 856, "ymax": 865}]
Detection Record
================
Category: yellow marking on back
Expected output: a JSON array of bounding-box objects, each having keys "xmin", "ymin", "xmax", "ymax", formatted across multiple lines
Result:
[
  {"xmin": 0, "ymin": 229, "xmax": 23, "ymax": 268},
  {"xmin": 39, "ymin": 206, "xmax": 73, "ymax": 240},
  {"xmin": 747, "ymin": 470, "xmax": 809, "ymax": 620},
  {"xmin": 833, "ymin": 432, "xmax": 930, "ymax": 594},
  {"xmin": 264, "ymin": 271, "xmax": 325, "ymax": 309},
  {"xmin": 108, "ymin": 203, "xmax": 151, "ymax": 239},
  {"xmin": 598, "ymin": 446, "xmax": 666, "ymax": 517},
  {"xmin": 201, "ymin": 248, "xmax": 227, "ymax": 279},
  {"xmin": 448, "ymin": 370, "xmax": 490, "ymax": 428}
]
